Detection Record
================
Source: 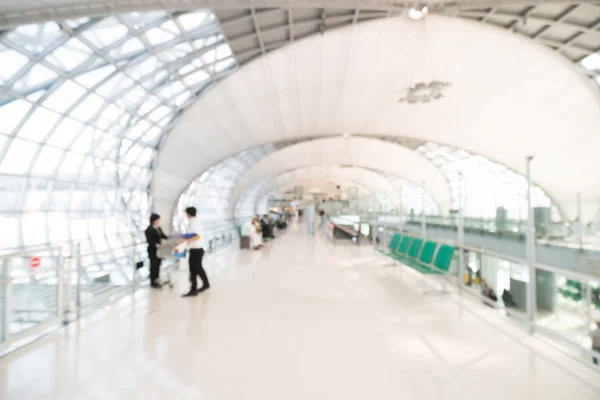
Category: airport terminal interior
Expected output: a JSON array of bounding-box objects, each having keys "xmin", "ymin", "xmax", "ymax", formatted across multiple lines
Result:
[{"xmin": 1, "ymin": 0, "xmax": 600, "ymax": 398}]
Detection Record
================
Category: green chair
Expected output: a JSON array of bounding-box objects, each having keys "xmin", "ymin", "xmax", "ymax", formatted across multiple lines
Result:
[
  {"xmin": 396, "ymin": 236, "xmax": 412, "ymax": 256},
  {"xmin": 395, "ymin": 238, "xmax": 438, "ymax": 274},
  {"xmin": 378, "ymin": 233, "xmax": 401, "ymax": 256},
  {"xmin": 432, "ymin": 244, "xmax": 455, "ymax": 272},
  {"xmin": 418, "ymin": 241, "xmax": 437, "ymax": 265},
  {"xmin": 407, "ymin": 238, "xmax": 423, "ymax": 260}
]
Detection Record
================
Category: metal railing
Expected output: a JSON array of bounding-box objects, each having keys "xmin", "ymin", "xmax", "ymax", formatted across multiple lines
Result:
[
  {"xmin": 0, "ymin": 218, "xmax": 240, "ymax": 355},
  {"xmin": 343, "ymin": 210, "xmax": 574, "ymax": 240},
  {"xmin": 374, "ymin": 226, "xmax": 600, "ymax": 367},
  {"xmin": 0, "ymin": 247, "xmax": 65, "ymax": 348}
]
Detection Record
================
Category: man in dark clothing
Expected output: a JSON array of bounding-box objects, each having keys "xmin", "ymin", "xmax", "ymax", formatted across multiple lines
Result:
[{"xmin": 144, "ymin": 213, "xmax": 168, "ymax": 289}]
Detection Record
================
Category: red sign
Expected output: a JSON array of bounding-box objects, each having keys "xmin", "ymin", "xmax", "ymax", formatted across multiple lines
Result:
[{"xmin": 29, "ymin": 257, "xmax": 41, "ymax": 268}]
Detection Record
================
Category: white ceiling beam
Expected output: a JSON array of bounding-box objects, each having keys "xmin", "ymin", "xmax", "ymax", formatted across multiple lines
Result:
[
  {"xmin": 250, "ymin": 7, "xmax": 266, "ymax": 56},
  {"xmin": 3, "ymin": 0, "xmax": 595, "ymax": 27}
]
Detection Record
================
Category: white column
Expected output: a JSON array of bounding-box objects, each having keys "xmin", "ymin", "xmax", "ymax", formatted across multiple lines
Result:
[
  {"xmin": 525, "ymin": 156, "xmax": 537, "ymax": 333},
  {"xmin": 457, "ymin": 172, "xmax": 465, "ymax": 288},
  {"xmin": 421, "ymin": 182, "xmax": 426, "ymax": 238},
  {"xmin": 577, "ymin": 192, "xmax": 583, "ymax": 250},
  {"xmin": 305, "ymin": 204, "xmax": 315, "ymax": 235},
  {"xmin": 398, "ymin": 187, "xmax": 404, "ymax": 232}
]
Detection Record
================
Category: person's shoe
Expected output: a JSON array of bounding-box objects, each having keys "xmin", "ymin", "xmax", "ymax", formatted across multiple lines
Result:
[
  {"xmin": 198, "ymin": 285, "xmax": 210, "ymax": 293},
  {"xmin": 150, "ymin": 281, "xmax": 162, "ymax": 289},
  {"xmin": 182, "ymin": 290, "xmax": 198, "ymax": 297}
]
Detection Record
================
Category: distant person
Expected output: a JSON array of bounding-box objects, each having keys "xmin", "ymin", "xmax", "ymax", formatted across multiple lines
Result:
[
  {"xmin": 181, "ymin": 207, "xmax": 210, "ymax": 297},
  {"xmin": 242, "ymin": 218, "xmax": 260, "ymax": 250},
  {"xmin": 591, "ymin": 321, "xmax": 600, "ymax": 365},
  {"xmin": 252, "ymin": 217, "xmax": 264, "ymax": 248},
  {"xmin": 144, "ymin": 213, "xmax": 168, "ymax": 289},
  {"xmin": 502, "ymin": 289, "xmax": 516, "ymax": 308},
  {"xmin": 262, "ymin": 214, "xmax": 274, "ymax": 239}
]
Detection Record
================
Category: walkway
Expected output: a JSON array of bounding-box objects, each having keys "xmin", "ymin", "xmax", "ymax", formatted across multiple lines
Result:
[{"xmin": 0, "ymin": 223, "xmax": 599, "ymax": 400}]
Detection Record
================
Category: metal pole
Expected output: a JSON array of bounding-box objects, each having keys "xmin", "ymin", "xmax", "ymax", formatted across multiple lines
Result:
[
  {"xmin": 421, "ymin": 182, "xmax": 426, "ymax": 238},
  {"xmin": 131, "ymin": 243, "xmax": 137, "ymax": 295},
  {"xmin": 458, "ymin": 172, "xmax": 465, "ymax": 289},
  {"xmin": 57, "ymin": 249, "xmax": 65, "ymax": 324},
  {"xmin": 398, "ymin": 187, "xmax": 404, "ymax": 233},
  {"xmin": 586, "ymin": 283, "xmax": 593, "ymax": 330},
  {"xmin": 3, "ymin": 259, "xmax": 12, "ymax": 343},
  {"xmin": 525, "ymin": 156, "xmax": 537, "ymax": 333},
  {"xmin": 577, "ymin": 192, "xmax": 583, "ymax": 250},
  {"xmin": 75, "ymin": 243, "xmax": 81, "ymax": 320}
]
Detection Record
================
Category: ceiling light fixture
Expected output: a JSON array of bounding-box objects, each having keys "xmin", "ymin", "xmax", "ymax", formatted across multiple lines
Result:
[
  {"xmin": 408, "ymin": 6, "xmax": 428, "ymax": 20},
  {"xmin": 398, "ymin": 81, "xmax": 451, "ymax": 104}
]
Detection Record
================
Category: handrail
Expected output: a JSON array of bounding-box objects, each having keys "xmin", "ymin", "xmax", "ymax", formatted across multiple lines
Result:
[
  {"xmin": 460, "ymin": 243, "xmax": 600, "ymax": 282},
  {"xmin": 0, "ymin": 246, "xmax": 63, "ymax": 259},
  {"xmin": 374, "ymin": 227, "xmax": 600, "ymax": 369},
  {"xmin": 333, "ymin": 223, "xmax": 358, "ymax": 236},
  {"xmin": 379, "ymin": 224, "xmax": 600, "ymax": 283}
]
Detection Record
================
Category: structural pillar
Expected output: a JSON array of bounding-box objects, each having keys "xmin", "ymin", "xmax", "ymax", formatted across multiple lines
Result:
[
  {"xmin": 577, "ymin": 192, "xmax": 583, "ymax": 250},
  {"xmin": 457, "ymin": 172, "xmax": 465, "ymax": 288},
  {"xmin": 421, "ymin": 181, "xmax": 426, "ymax": 238},
  {"xmin": 525, "ymin": 156, "xmax": 537, "ymax": 333}
]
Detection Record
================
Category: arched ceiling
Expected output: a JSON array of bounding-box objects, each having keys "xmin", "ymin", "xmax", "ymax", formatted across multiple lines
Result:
[
  {"xmin": 262, "ymin": 180, "xmax": 372, "ymax": 200},
  {"xmin": 3, "ymin": 2, "xmax": 600, "ymax": 71},
  {"xmin": 247, "ymin": 165, "xmax": 402, "ymax": 204},
  {"xmin": 227, "ymin": 137, "xmax": 450, "ymax": 215},
  {"xmin": 154, "ymin": 14, "xmax": 600, "ymax": 221}
]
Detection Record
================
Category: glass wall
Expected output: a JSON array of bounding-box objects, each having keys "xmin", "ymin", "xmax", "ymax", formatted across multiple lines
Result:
[
  {"xmin": 0, "ymin": 10, "xmax": 234, "ymax": 262},
  {"xmin": 378, "ymin": 173, "xmax": 439, "ymax": 215},
  {"xmin": 237, "ymin": 171, "xmax": 439, "ymax": 221},
  {"xmin": 416, "ymin": 142, "xmax": 559, "ymax": 220},
  {"xmin": 173, "ymin": 145, "xmax": 277, "ymax": 247}
]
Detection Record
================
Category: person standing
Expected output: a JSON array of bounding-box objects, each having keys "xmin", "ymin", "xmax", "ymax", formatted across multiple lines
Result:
[
  {"xmin": 144, "ymin": 213, "xmax": 168, "ymax": 289},
  {"xmin": 181, "ymin": 207, "xmax": 210, "ymax": 297},
  {"xmin": 591, "ymin": 321, "xmax": 600, "ymax": 365}
]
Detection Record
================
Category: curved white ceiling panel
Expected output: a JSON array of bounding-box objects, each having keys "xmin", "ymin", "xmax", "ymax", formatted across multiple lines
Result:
[
  {"xmin": 155, "ymin": 15, "xmax": 600, "ymax": 220},
  {"xmin": 253, "ymin": 165, "xmax": 400, "ymax": 202},
  {"xmin": 227, "ymin": 137, "xmax": 450, "ymax": 215}
]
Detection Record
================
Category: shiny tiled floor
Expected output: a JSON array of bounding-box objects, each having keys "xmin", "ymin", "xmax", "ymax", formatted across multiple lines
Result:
[{"xmin": 1, "ymin": 224, "xmax": 599, "ymax": 400}]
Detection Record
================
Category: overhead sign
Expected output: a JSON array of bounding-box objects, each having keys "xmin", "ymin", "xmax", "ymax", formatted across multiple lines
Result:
[{"xmin": 29, "ymin": 257, "xmax": 41, "ymax": 268}]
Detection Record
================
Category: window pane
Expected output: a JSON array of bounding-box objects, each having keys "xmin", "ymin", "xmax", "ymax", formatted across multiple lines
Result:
[
  {"xmin": 21, "ymin": 213, "xmax": 47, "ymax": 247},
  {"xmin": 0, "ymin": 175, "xmax": 24, "ymax": 212},
  {"xmin": 48, "ymin": 212, "xmax": 69, "ymax": 242},
  {"xmin": 0, "ymin": 100, "xmax": 32, "ymax": 135},
  {"xmin": 0, "ymin": 216, "xmax": 19, "ymax": 249},
  {"xmin": 15, "ymin": 107, "xmax": 61, "ymax": 141},
  {"xmin": 0, "ymin": 46, "xmax": 30, "ymax": 83},
  {"xmin": 47, "ymin": 118, "xmax": 85, "ymax": 149},
  {"xmin": 30, "ymin": 146, "xmax": 64, "ymax": 177},
  {"xmin": 0, "ymin": 138, "xmax": 39, "ymax": 175},
  {"xmin": 70, "ymin": 93, "xmax": 105, "ymax": 121},
  {"xmin": 46, "ymin": 37, "xmax": 92, "ymax": 70},
  {"xmin": 42, "ymin": 80, "xmax": 87, "ymax": 113},
  {"xmin": 22, "ymin": 180, "xmax": 50, "ymax": 211},
  {"xmin": 57, "ymin": 152, "xmax": 85, "ymax": 179}
]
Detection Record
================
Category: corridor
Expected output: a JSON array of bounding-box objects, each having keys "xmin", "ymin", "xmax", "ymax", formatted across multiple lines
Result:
[{"xmin": 0, "ymin": 225, "xmax": 599, "ymax": 400}]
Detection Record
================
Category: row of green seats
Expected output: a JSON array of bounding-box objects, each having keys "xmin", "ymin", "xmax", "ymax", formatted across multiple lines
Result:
[
  {"xmin": 566, "ymin": 280, "xmax": 582, "ymax": 290},
  {"xmin": 559, "ymin": 289, "xmax": 582, "ymax": 301},
  {"xmin": 378, "ymin": 233, "xmax": 455, "ymax": 275}
]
